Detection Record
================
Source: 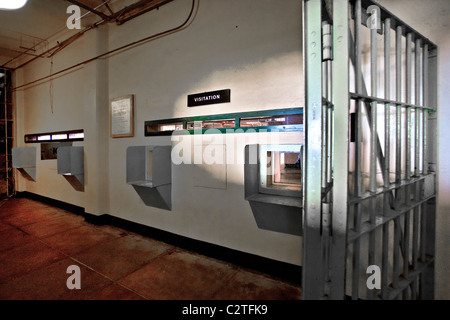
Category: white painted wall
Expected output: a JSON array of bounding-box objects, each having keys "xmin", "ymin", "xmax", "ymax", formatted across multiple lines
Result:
[
  {"xmin": 14, "ymin": 33, "xmax": 89, "ymax": 208},
  {"xmin": 13, "ymin": 0, "xmax": 304, "ymax": 266}
]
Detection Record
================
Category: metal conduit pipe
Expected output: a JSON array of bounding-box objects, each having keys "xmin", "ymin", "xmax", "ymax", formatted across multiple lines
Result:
[
  {"xmin": 4, "ymin": 19, "xmax": 107, "ymax": 70},
  {"xmin": 1, "ymin": 0, "xmax": 173, "ymax": 70},
  {"xmin": 2, "ymin": 1, "xmax": 116, "ymax": 69},
  {"xmin": 12, "ymin": 0, "xmax": 197, "ymax": 92},
  {"xmin": 5, "ymin": 0, "xmax": 176, "ymax": 70}
]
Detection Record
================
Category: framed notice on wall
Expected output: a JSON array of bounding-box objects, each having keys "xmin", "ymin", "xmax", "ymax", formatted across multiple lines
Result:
[{"xmin": 110, "ymin": 95, "xmax": 134, "ymax": 138}]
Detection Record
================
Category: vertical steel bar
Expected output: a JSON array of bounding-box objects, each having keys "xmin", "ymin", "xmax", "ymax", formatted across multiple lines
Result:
[
  {"xmin": 381, "ymin": 18, "xmax": 391, "ymax": 300},
  {"xmin": 411, "ymin": 38, "xmax": 422, "ymax": 299},
  {"xmin": 327, "ymin": 60, "xmax": 333, "ymax": 186},
  {"xmin": 322, "ymin": 22, "xmax": 333, "ymax": 191},
  {"xmin": 352, "ymin": 0, "xmax": 363, "ymax": 300},
  {"xmin": 419, "ymin": 44, "xmax": 429, "ymax": 299},
  {"xmin": 393, "ymin": 25, "xmax": 402, "ymax": 292},
  {"xmin": 322, "ymin": 102, "xmax": 328, "ymax": 190},
  {"xmin": 302, "ymin": 0, "xmax": 324, "ymax": 300},
  {"xmin": 321, "ymin": 61, "xmax": 328, "ymax": 193},
  {"xmin": 321, "ymin": 53, "xmax": 330, "ymax": 292},
  {"xmin": 369, "ymin": 27, "xmax": 378, "ymax": 193},
  {"xmin": 422, "ymin": 44, "xmax": 429, "ymax": 176},
  {"xmin": 395, "ymin": 27, "xmax": 402, "ymax": 186},
  {"xmin": 422, "ymin": 46, "xmax": 438, "ymax": 300},
  {"xmin": 384, "ymin": 20, "xmax": 391, "ymax": 188},
  {"xmin": 367, "ymin": 23, "xmax": 378, "ymax": 300},
  {"xmin": 403, "ymin": 34, "xmax": 413, "ymax": 297},
  {"xmin": 329, "ymin": 0, "xmax": 349, "ymax": 299},
  {"xmin": 420, "ymin": 44, "xmax": 429, "ymax": 268},
  {"xmin": 415, "ymin": 39, "xmax": 422, "ymax": 177},
  {"xmin": 405, "ymin": 33, "xmax": 412, "ymax": 183}
]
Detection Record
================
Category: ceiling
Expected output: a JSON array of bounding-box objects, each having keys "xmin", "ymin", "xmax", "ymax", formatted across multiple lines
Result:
[{"xmin": 0, "ymin": 0, "xmax": 174, "ymax": 68}]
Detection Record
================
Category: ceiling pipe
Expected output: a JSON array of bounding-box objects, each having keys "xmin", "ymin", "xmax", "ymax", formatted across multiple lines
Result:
[
  {"xmin": 66, "ymin": 0, "xmax": 110, "ymax": 20},
  {"xmin": 12, "ymin": 0, "xmax": 197, "ymax": 91},
  {"xmin": 67, "ymin": 0, "xmax": 175, "ymax": 25},
  {"xmin": 3, "ymin": 0, "xmax": 174, "ymax": 69},
  {"xmin": 9, "ymin": 18, "xmax": 107, "ymax": 70},
  {"xmin": 115, "ymin": 0, "xmax": 174, "ymax": 25},
  {"xmin": 112, "ymin": 0, "xmax": 160, "ymax": 20}
]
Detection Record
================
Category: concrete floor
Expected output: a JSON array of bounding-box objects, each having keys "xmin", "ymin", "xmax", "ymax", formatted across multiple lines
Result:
[{"xmin": 0, "ymin": 197, "xmax": 301, "ymax": 300}]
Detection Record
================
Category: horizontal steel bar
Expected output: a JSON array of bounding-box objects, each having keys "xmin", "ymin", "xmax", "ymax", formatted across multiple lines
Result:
[
  {"xmin": 350, "ymin": 92, "xmax": 435, "ymax": 111},
  {"xmin": 385, "ymin": 255, "xmax": 434, "ymax": 300},
  {"xmin": 348, "ymin": 195, "xmax": 435, "ymax": 243},
  {"xmin": 349, "ymin": 173, "xmax": 436, "ymax": 205}
]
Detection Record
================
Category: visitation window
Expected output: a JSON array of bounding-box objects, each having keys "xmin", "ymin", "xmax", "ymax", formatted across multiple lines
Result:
[
  {"xmin": 25, "ymin": 136, "xmax": 38, "ymax": 142},
  {"xmin": 37, "ymin": 135, "xmax": 51, "ymax": 141},
  {"xmin": 68, "ymin": 132, "xmax": 84, "ymax": 140},
  {"xmin": 266, "ymin": 151, "xmax": 302, "ymax": 190},
  {"xmin": 146, "ymin": 122, "xmax": 184, "ymax": 135},
  {"xmin": 240, "ymin": 114, "xmax": 302, "ymax": 128},
  {"xmin": 186, "ymin": 119, "xmax": 235, "ymax": 130},
  {"xmin": 25, "ymin": 130, "xmax": 84, "ymax": 143},
  {"xmin": 144, "ymin": 108, "xmax": 303, "ymax": 136},
  {"xmin": 51, "ymin": 134, "xmax": 68, "ymax": 141},
  {"xmin": 259, "ymin": 144, "xmax": 303, "ymax": 197}
]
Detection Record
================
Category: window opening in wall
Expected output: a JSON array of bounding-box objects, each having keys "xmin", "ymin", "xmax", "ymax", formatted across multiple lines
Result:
[
  {"xmin": 37, "ymin": 135, "xmax": 51, "ymax": 141},
  {"xmin": 51, "ymin": 134, "xmax": 68, "ymax": 140},
  {"xmin": 144, "ymin": 108, "xmax": 303, "ymax": 136},
  {"xmin": 265, "ymin": 151, "xmax": 302, "ymax": 191},
  {"xmin": 146, "ymin": 122, "xmax": 184, "ymax": 135},
  {"xmin": 25, "ymin": 130, "xmax": 84, "ymax": 143},
  {"xmin": 258, "ymin": 144, "xmax": 303, "ymax": 198},
  {"xmin": 24, "ymin": 136, "xmax": 37, "ymax": 142},
  {"xmin": 240, "ymin": 114, "xmax": 302, "ymax": 128},
  {"xmin": 186, "ymin": 119, "xmax": 235, "ymax": 130},
  {"xmin": 68, "ymin": 132, "xmax": 84, "ymax": 140}
]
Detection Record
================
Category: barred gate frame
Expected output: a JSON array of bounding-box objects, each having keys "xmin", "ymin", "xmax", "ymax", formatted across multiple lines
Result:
[{"xmin": 302, "ymin": 0, "xmax": 438, "ymax": 300}]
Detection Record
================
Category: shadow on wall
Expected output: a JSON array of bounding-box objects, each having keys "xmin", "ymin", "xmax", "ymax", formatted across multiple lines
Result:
[{"xmin": 63, "ymin": 175, "xmax": 84, "ymax": 192}]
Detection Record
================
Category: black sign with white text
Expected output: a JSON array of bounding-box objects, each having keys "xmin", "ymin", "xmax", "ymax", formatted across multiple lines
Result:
[{"xmin": 187, "ymin": 89, "xmax": 231, "ymax": 107}]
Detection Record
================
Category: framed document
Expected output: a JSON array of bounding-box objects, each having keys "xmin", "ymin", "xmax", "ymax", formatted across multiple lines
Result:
[{"xmin": 110, "ymin": 95, "xmax": 134, "ymax": 138}]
